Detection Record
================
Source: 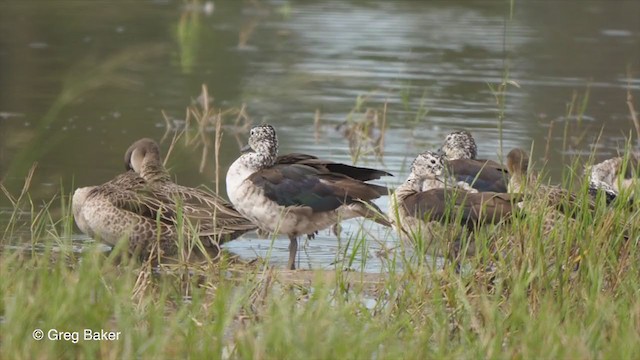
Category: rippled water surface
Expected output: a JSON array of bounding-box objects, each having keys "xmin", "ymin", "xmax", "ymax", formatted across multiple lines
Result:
[{"xmin": 1, "ymin": 0, "xmax": 639, "ymax": 271}]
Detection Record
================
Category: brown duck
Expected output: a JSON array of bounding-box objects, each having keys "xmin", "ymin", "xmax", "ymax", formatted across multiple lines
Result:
[
  {"xmin": 506, "ymin": 148, "xmax": 595, "ymax": 215},
  {"xmin": 72, "ymin": 138, "xmax": 256, "ymax": 260}
]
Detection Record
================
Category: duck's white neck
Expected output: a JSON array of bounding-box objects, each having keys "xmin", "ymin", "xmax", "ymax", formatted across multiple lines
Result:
[
  {"xmin": 226, "ymin": 151, "xmax": 276, "ymax": 205},
  {"xmin": 420, "ymin": 174, "xmax": 446, "ymax": 191},
  {"xmin": 407, "ymin": 172, "xmax": 476, "ymax": 193},
  {"xmin": 394, "ymin": 173, "xmax": 424, "ymax": 200}
]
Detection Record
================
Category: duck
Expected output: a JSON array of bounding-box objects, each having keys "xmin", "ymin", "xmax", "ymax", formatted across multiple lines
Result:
[
  {"xmin": 226, "ymin": 124, "xmax": 392, "ymax": 270},
  {"xmin": 506, "ymin": 148, "xmax": 595, "ymax": 215},
  {"xmin": 72, "ymin": 139, "xmax": 256, "ymax": 260},
  {"xmin": 72, "ymin": 171, "xmax": 198, "ymax": 260},
  {"xmin": 585, "ymin": 154, "xmax": 639, "ymax": 204},
  {"xmin": 505, "ymin": 148, "xmax": 616, "ymax": 271},
  {"xmin": 124, "ymin": 138, "xmax": 257, "ymax": 240},
  {"xmin": 392, "ymin": 150, "xmax": 520, "ymax": 260},
  {"xmin": 437, "ymin": 130, "xmax": 508, "ymax": 193}
]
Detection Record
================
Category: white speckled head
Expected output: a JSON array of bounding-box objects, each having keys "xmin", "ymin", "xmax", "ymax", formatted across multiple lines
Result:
[
  {"xmin": 248, "ymin": 124, "xmax": 278, "ymax": 158},
  {"xmin": 411, "ymin": 150, "xmax": 445, "ymax": 178},
  {"xmin": 440, "ymin": 130, "xmax": 477, "ymax": 160}
]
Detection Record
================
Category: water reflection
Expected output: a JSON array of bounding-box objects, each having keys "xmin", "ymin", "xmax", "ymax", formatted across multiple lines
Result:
[{"xmin": 0, "ymin": 0, "xmax": 638, "ymax": 270}]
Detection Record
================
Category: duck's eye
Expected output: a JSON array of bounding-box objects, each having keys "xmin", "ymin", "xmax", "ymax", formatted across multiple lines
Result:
[{"xmin": 430, "ymin": 159, "xmax": 436, "ymax": 164}]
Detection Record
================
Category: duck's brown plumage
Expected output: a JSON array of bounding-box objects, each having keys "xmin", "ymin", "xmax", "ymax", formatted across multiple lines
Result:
[
  {"xmin": 506, "ymin": 148, "xmax": 595, "ymax": 214},
  {"xmin": 73, "ymin": 171, "xmax": 220, "ymax": 259},
  {"xmin": 401, "ymin": 189, "xmax": 518, "ymax": 229},
  {"xmin": 392, "ymin": 151, "xmax": 520, "ymax": 261},
  {"xmin": 124, "ymin": 138, "xmax": 257, "ymax": 241},
  {"xmin": 72, "ymin": 139, "xmax": 256, "ymax": 260}
]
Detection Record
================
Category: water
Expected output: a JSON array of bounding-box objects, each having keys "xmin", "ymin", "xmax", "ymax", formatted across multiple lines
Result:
[{"xmin": 1, "ymin": 0, "xmax": 639, "ymax": 271}]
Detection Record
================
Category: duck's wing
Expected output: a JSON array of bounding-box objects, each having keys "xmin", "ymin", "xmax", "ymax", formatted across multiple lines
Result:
[
  {"xmin": 541, "ymin": 184, "xmax": 596, "ymax": 214},
  {"xmin": 276, "ymin": 153, "xmax": 392, "ymax": 181},
  {"xmin": 402, "ymin": 188, "xmax": 520, "ymax": 226},
  {"xmin": 249, "ymin": 163, "xmax": 388, "ymax": 213},
  {"xmin": 95, "ymin": 174, "xmax": 178, "ymax": 226},
  {"xmin": 161, "ymin": 184, "xmax": 257, "ymax": 238},
  {"xmin": 74, "ymin": 172, "xmax": 179, "ymax": 253},
  {"xmin": 446, "ymin": 159, "xmax": 508, "ymax": 192}
]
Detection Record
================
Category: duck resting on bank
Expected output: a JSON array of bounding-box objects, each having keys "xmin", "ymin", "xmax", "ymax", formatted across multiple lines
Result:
[
  {"xmin": 585, "ymin": 153, "xmax": 639, "ymax": 204},
  {"xmin": 226, "ymin": 124, "xmax": 392, "ymax": 270},
  {"xmin": 124, "ymin": 138, "xmax": 257, "ymax": 239},
  {"xmin": 72, "ymin": 138, "xmax": 256, "ymax": 260},
  {"xmin": 506, "ymin": 148, "xmax": 595, "ymax": 215},
  {"xmin": 391, "ymin": 150, "xmax": 520, "ymax": 261}
]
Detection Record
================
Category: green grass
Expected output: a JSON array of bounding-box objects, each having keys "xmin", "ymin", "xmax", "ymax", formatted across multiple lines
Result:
[
  {"xmin": 3, "ymin": 76, "xmax": 640, "ymax": 358},
  {"xmin": 2, "ymin": 156, "xmax": 640, "ymax": 359}
]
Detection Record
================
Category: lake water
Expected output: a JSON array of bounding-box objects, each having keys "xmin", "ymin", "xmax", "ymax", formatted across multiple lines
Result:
[{"xmin": 1, "ymin": 0, "xmax": 639, "ymax": 271}]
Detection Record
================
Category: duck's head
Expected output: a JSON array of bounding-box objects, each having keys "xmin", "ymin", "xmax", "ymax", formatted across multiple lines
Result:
[
  {"xmin": 124, "ymin": 138, "xmax": 161, "ymax": 173},
  {"xmin": 439, "ymin": 130, "xmax": 477, "ymax": 160},
  {"xmin": 411, "ymin": 150, "xmax": 445, "ymax": 178},
  {"xmin": 506, "ymin": 148, "xmax": 529, "ymax": 177},
  {"xmin": 246, "ymin": 124, "xmax": 278, "ymax": 157}
]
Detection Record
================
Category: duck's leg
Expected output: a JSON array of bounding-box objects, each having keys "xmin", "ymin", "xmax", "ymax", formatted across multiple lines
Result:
[{"xmin": 287, "ymin": 235, "xmax": 298, "ymax": 270}]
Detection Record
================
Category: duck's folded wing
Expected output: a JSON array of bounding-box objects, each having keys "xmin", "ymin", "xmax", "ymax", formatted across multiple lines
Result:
[
  {"xmin": 447, "ymin": 159, "xmax": 508, "ymax": 192},
  {"xmin": 103, "ymin": 185, "xmax": 177, "ymax": 226},
  {"xmin": 276, "ymin": 153, "xmax": 392, "ymax": 181},
  {"xmin": 249, "ymin": 164, "xmax": 388, "ymax": 212},
  {"xmin": 147, "ymin": 186, "xmax": 256, "ymax": 237},
  {"xmin": 167, "ymin": 185, "xmax": 253, "ymax": 221},
  {"xmin": 403, "ymin": 189, "xmax": 520, "ymax": 225}
]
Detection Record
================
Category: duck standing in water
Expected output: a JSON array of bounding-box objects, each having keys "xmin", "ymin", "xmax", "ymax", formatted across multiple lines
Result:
[
  {"xmin": 437, "ymin": 130, "xmax": 508, "ymax": 193},
  {"xmin": 226, "ymin": 124, "xmax": 392, "ymax": 270},
  {"xmin": 73, "ymin": 138, "xmax": 255, "ymax": 260},
  {"xmin": 391, "ymin": 150, "xmax": 519, "ymax": 260}
]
